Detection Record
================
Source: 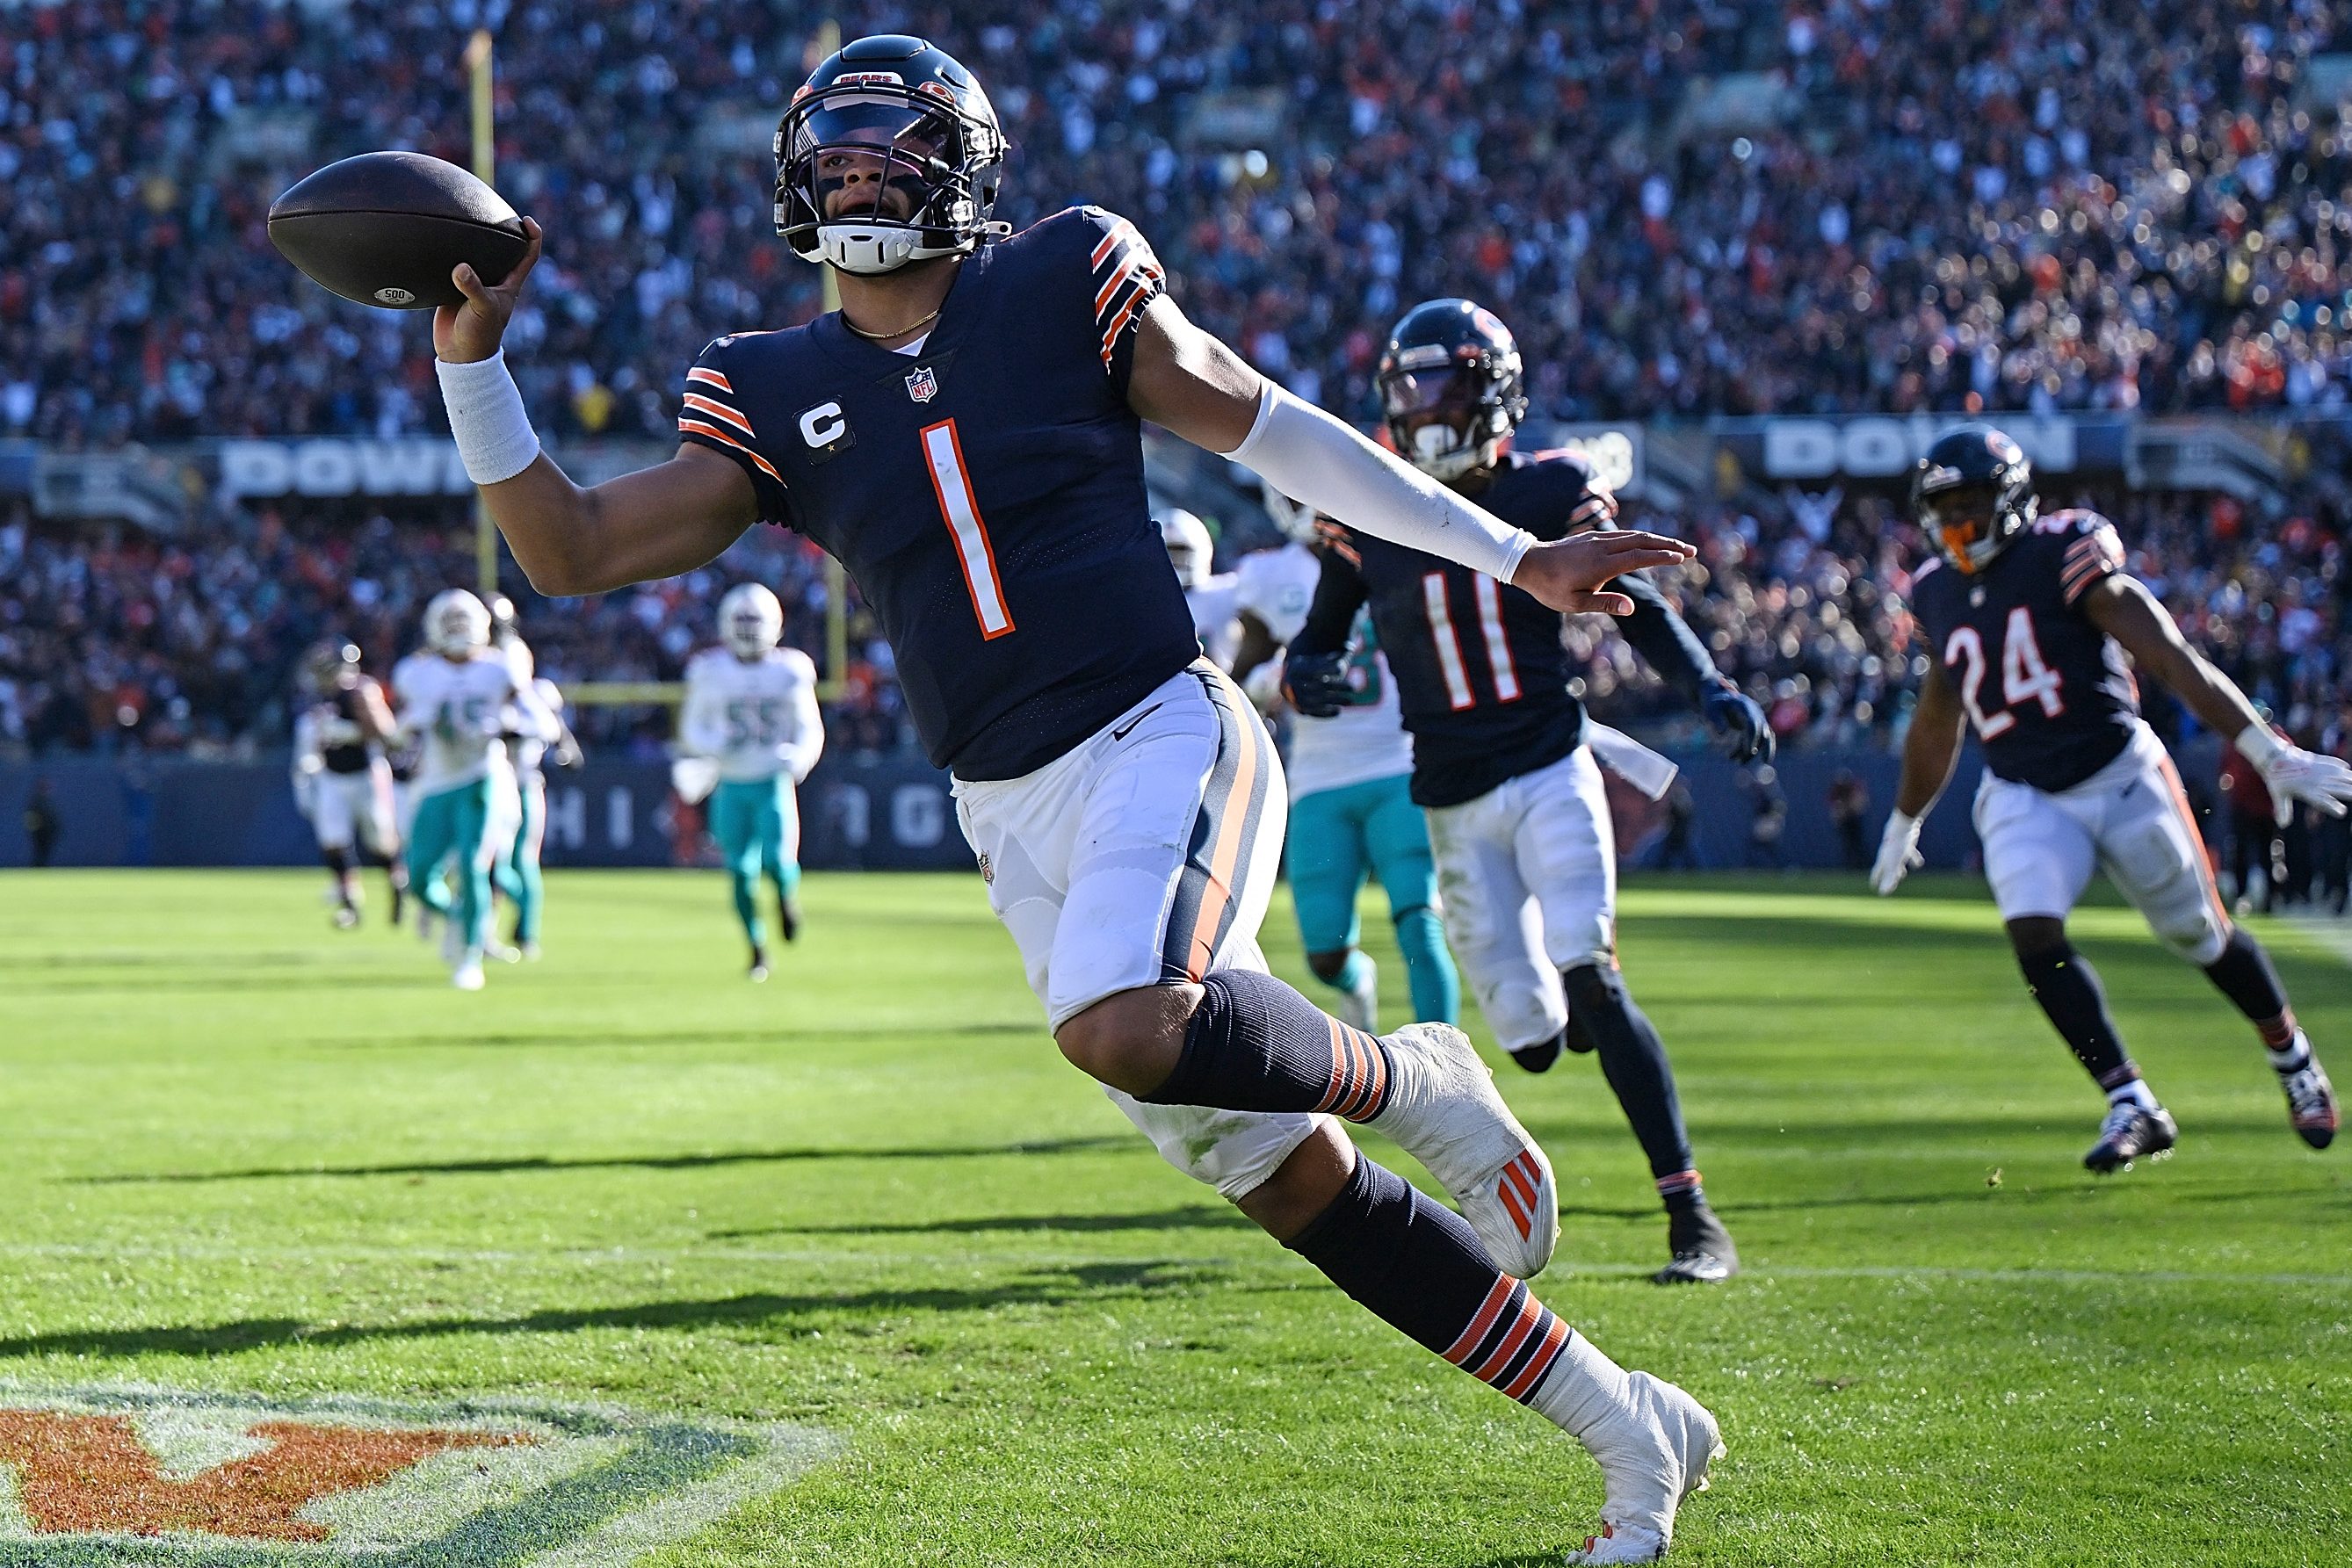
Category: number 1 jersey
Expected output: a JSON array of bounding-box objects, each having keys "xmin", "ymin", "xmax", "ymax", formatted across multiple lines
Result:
[
  {"xmin": 675, "ymin": 206, "xmax": 1198, "ymax": 782},
  {"xmin": 1908, "ymin": 509, "xmax": 2140, "ymax": 791}
]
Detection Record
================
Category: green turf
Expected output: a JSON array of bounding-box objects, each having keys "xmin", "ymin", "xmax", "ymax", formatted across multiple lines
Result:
[{"xmin": 0, "ymin": 867, "xmax": 2347, "ymax": 1565}]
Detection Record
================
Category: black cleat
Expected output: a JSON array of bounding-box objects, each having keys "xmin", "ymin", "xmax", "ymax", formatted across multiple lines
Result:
[
  {"xmin": 2083, "ymin": 1102, "xmax": 2178, "ymax": 1173},
  {"xmin": 2281, "ymin": 1058, "xmax": 2338, "ymax": 1150},
  {"xmin": 1655, "ymin": 1203, "xmax": 1739, "ymax": 1285},
  {"xmin": 1508, "ymin": 1034, "xmax": 1563, "ymax": 1073},
  {"xmin": 778, "ymin": 899, "xmax": 803, "ymax": 943}
]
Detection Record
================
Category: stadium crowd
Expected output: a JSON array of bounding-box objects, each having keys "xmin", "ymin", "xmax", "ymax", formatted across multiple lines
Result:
[
  {"xmin": 4, "ymin": 0, "xmax": 2349, "ymax": 447},
  {"xmin": 4, "ymin": 0, "xmax": 2352, "ymax": 772}
]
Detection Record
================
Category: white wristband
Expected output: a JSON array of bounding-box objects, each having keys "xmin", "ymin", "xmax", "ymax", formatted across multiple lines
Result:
[
  {"xmin": 2235, "ymin": 723, "xmax": 2286, "ymax": 770},
  {"xmin": 1224, "ymin": 381, "xmax": 1538, "ymax": 581},
  {"xmin": 435, "ymin": 348, "xmax": 541, "ymax": 486}
]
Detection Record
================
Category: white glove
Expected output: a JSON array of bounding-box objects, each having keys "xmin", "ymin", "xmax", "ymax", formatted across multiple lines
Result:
[
  {"xmin": 2237, "ymin": 724, "xmax": 2352, "ymax": 825},
  {"xmin": 1871, "ymin": 810, "xmax": 1923, "ymax": 896}
]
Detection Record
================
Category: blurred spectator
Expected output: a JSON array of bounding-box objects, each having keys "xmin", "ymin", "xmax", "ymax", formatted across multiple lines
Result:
[
  {"xmin": 1827, "ymin": 768, "xmax": 1871, "ymax": 871},
  {"xmin": 24, "ymin": 776, "xmax": 60, "ymax": 866}
]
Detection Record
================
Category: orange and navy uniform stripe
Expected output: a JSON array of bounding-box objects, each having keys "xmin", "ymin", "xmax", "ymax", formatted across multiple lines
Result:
[
  {"xmin": 1313, "ymin": 1014, "xmax": 1391, "ymax": 1123},
  {"xmin": 1441, "ymin": 1275, "xmax": 1574, "ymax": 1405},
  {"xmin": 677, "ymin": 366, "xmax": 785, "ymax": 486},
  {"xmin": 1089, "ymin": 216, "xmax": 1166, "ymax": 368},
  {"xmin": 1158, "ymin": 663, "xmax": 1275, "ymax": 986},
  {"xmin": 2060, "ymin": 522, "xmax": 2125, "ymax": 605}
]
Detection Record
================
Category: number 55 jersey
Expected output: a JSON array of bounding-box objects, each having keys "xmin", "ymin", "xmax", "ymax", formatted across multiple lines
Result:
[
  {"xmin": 1907, "ymin": 508, "xmax": 2140, "ymax": 792},
  {"xmin": 675, "ymin": 206, "xmax": 1198, "ymax": 783}
]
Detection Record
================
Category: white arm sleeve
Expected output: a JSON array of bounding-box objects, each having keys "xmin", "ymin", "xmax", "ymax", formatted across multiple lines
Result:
[
  {"xmin": 778, "ymin": 654, "xmax": 826, "ymax": 783},
  {"xmin": 1224, "ymin": 383, "xmax": 1537, "ymax": 582}
]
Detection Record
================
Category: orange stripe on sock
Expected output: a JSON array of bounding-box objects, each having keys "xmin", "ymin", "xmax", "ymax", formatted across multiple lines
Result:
[
  {"xmin": 1441, "ymin": 1277, "xmax": 1516, "ymax": 1365},
  {"xmin": 1501, "ymin": 1316, "xmax": 1572, "ymax": 1401},
  {"xmin": 1471, "ymin": 1297, "xmax": 1543, "ymax": 1382}
]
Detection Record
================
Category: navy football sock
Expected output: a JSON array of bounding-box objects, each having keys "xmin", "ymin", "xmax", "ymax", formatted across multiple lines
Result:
[
  {"xmin": 2201, "ymin": 927, "xmax": 2301, "ymax": 1051},
  {"xmin": 1143, "ymin": 969, "xmax": 1393, "ymax": 1121},
  {"xmin": 1285, "ymin": 1156, "xmax": 1576, "ymax": 1403},
  {"xmin": 2016, "ymin": 943, "xmax": 2144, "ymax": 1094},
  {"xmin": 1561, "ymin": 964, "xmax": 1695, "ymax": 1181}
]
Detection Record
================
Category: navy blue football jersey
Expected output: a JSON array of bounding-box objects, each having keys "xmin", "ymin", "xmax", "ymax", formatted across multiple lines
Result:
[
  {"xmin": 676, "ymin": 206, "xmax": 1198, "ymax": 779},
  {"xmin": 1295, "ymin": 450, "xmax": 1721, "ymax": 807},
  {"xmin": 1909, "ymin": 508, "xmax": 2139, "ymax": 791}
]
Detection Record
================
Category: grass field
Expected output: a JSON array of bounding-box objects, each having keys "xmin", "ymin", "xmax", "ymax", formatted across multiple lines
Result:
[{"xmin": 1, "ymin": 866, "xmax": 2348, "ymax": 1565}]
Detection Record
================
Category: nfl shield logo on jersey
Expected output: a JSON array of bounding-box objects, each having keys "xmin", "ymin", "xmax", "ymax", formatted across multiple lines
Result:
[{"xmin": 905, "ymin": 366, "xmax": 938, "ymax": 403}]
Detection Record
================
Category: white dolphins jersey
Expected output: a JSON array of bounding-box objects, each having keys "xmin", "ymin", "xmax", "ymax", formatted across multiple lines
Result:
[
  {"xmin": 392, "ymin": 650, "xmax": 520, "ymax": 793},
  {"xmin": 680, "ymin": 646, "xmax": 825, "ymax": 783},
  {"xmin": 1185, "ymin": 543, "xmax": 1320, "ymax": 668},
  {"xmin": 1251, "ymin": 553, "xmax": 1414, "ymax": 802}
]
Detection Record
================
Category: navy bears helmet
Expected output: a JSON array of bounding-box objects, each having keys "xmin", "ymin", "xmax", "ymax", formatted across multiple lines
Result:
[
  {"xmin": 1912, "ymin": 425, "xmax": 2038, "ymax": 575},
  {"xmin": 1376, "ymin": 299, "xmax": 1528, "ymax": 481},
  {"xmin": 773, "ymin": 35, "xmax": 1010, "ymax": 276}
]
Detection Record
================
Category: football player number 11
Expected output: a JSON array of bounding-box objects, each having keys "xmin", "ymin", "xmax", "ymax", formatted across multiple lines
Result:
[
  {"xmin": 1946, "ymin": 606, "xmax": 2064, "ymax": 738},
  {"xmin": 920, "ymin": 419, "xmax": 1017, "ymax": 640}
]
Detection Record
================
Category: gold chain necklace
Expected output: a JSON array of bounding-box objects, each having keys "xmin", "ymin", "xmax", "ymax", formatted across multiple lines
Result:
[{"xmin": 839, "ymin": 302, "xmax": 943, "ymax": 341}]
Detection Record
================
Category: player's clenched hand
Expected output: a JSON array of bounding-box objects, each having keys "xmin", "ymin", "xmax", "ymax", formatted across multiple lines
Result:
[
  {"xmin": 435, "ymin": 216, "xmax": 542, "ymax": 364},
  {"xmin": 1509, "ymin": 529, "xmax": 1694, "ymax": 617},
  {"xmin": 1871, "ymin": 811, "xmax": 1923, "ymax": 896},
  {"xmin": 1282, "ymin": 650, "xmax": 1352, "ymax": 719}
]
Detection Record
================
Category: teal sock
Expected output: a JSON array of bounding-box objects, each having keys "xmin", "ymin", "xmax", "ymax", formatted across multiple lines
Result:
[
  {"xmin": 1330, "ymin": 949, "xmax": 1374, "ymax": 996},
  {"xmin": 731, "ymin": 870, "xmax": 765, "ymax": 949},
  {"xmin": 1394, "ymin": 907, "xmax": 1460, "ymax": 1025}
]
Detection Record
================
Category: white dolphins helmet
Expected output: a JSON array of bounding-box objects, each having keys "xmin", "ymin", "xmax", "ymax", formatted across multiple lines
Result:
[
  {"xmin": 720, "ymin": 582, "xmax": 785, "ymax": 658},
  {"xmin": 423, "ymin": 589, "xmax": 493, "ymax": 657},
  {"xmin": 1160, "ymin": 509, "xmax": 1215, "ymax": 590}
]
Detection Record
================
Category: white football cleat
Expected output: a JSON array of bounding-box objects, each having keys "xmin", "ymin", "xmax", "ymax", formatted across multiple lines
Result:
[
  {"xmin": 1335, "ymin": 957, "xmax": 1379, "ymax": 1032},
  {"xmin": 451, "ymin": 957, "xmax": 486, "ymax": 992},
  {"xmin": 1564, "ymin": 1372, "xmax": 1724, "ymax": 1564},
  {"xmin": 1367, "ymin": 1022, "xmax": 1558, "ymax": 1277},
  {"xmin": 484, "ymin": 940, "xmax": 523, "ymax": 965}
]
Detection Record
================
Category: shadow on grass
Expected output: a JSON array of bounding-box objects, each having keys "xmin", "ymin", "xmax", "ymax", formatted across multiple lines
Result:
[
  {"xmin": 71, "ymin": 1135, "xmax": 1138, "ymax": 1186},
  {"xmin": 709, "ymin": 1204, "xmax": 1251, "ymax": 1240},
  {"xmin": 0, "ymin": 1261, "xmax": 1220, "ymax": 1362},
  {"xmin": 313, "ymin": 1020, "xmax": 1043, "ymax": 1051}
]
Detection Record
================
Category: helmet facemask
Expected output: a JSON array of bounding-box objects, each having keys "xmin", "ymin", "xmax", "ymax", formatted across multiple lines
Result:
[
  {"xmin": 1916, "ymin": 473, "xmax": 2037, "ymax": 574},
  {"xmin": 775, "ymin": 84, "xmax": 1004, "ymax": 276},
  {"xmin": 1379, "ymin": 356, "xmax": 1518, "ymax": 481}
]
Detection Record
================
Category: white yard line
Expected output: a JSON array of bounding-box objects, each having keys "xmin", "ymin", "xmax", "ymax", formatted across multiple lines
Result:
[{"xmin": 524, "ymin": 1424, "xmax": 840, "ymax": 1568}]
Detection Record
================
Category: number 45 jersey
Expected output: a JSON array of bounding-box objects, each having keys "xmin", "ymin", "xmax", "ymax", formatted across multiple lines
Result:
[
  {"xmin": 1908, "ymin": 508, "xmax": 2140, "ymax": 792},
  {"xmin": 676, "ymin": 206, "xmax": 1198, "ymax": 783}
]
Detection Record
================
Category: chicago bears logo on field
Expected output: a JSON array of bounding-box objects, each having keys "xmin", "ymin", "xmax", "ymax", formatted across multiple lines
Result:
[{"xmin": 0, "ymin": 1384, "xmax": 832, "ymax": 1563}]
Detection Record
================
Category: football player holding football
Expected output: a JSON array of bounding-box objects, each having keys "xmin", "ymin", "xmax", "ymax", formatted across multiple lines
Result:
[
  {"xmin": 428, "ymin": 36, "xmax": 1719, "ymax": 1560},
  {"xmin": 1878, "ymin": 426, "xmax": 2345, "ymax": 1169}
]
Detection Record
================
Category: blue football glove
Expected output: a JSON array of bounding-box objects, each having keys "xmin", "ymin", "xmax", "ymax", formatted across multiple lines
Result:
[
  {"xmin": 1283, "ymin": 650, "xmax": 1351, "ymax": 719},
  {"xmin": 1704, "ymin": 683, "xmax": 1775, "ymax": 764}
]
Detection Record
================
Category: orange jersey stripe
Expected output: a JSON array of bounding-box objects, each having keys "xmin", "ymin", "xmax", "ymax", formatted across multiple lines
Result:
[
  {"xmin": 681, "ymin": 393, "xmax": 754, "ymax": 437},
  {"xmin": 678, "ymin": 419, "xmax": 782, "ymax": 484},
  {"xmin": 685, "ymin": 366, "xmax": 734, "ymax": 393}
]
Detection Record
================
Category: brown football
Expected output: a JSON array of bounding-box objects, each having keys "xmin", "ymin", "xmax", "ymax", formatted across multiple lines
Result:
[{"xmin": 268, "ymin": 151, "xmax": 527, "ymax": 311}]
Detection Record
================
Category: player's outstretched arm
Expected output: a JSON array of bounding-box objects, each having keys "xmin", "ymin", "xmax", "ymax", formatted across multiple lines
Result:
[
  {"xmin": 431, "ymin": 220, "xmax": 758, "ymax": 596},
  {"xmin": 1124, "ymin": 298, "xmax": 1690, "ymax": 615},
  {"xmin": 2082, "ymin": 574, "xmax": 2352, "ymax": 821},
  {"xmin": 1875, "ymin": 661, "xmax": 1966, "ymax": 894}
]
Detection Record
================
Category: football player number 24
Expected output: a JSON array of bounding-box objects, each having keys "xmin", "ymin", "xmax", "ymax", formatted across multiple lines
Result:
[
  {"xmin": 1945, "ymin": 607, "xmax": 2063, "ymax": 738},
  {"xmin": 920, "ymin": 419, "xmax": 1016, "ymax": 640}
]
